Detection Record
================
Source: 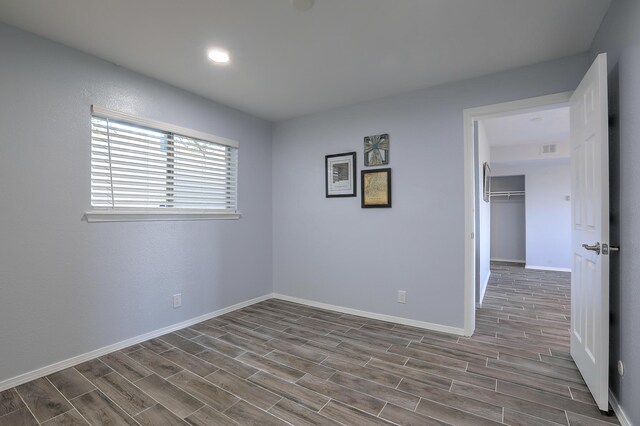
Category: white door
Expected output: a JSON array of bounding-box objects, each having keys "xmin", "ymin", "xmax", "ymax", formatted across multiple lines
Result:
[{"xmin": 570, "ymin": 53, "xmax": 610, "ymax": 412}]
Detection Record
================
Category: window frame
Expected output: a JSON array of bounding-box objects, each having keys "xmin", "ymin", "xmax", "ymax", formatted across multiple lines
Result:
[{"xmin": 85, "ymin": 105, "xmax": 241, "ymax": 222}]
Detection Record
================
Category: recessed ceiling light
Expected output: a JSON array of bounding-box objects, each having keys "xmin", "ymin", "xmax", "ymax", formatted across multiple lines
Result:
[
  {"xmin": 207, "ymin": 49, "xmax": 230, "ymax": 64},
  {"xmin": 291, "ymin": 0, "xmax": 314, "ymax": 11}
]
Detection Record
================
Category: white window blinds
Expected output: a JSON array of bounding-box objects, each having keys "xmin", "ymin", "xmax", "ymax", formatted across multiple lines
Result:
[{"xmin": 90, "ymin": 107, "xmax": 238, "ymax": 214}]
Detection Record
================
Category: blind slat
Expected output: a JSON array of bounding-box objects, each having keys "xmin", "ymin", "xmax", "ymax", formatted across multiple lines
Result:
[{"xmin": 91, "ymin": 115, "xmax": 238, "ymax": 211}]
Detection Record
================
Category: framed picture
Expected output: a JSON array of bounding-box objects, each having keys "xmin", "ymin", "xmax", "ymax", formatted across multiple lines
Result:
[
  {"xmin": 364, "ymin": 133, "xmax": 389, "ymax": 166},
  {"xmin": 325, "ymin": 152, "xmax": 357, "ymax": 197},
  {"xmin": 483, "ymin": 162, "xmax": 492, "ymax": 202},
  {"xmin": 361, "ymin": 168, "xmax": 391, "ymax": 208}
]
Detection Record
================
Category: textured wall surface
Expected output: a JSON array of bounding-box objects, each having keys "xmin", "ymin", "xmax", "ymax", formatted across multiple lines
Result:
[
  {"xmin": 590, "ymin": 0, "xmax": 640, "ymax": 423},
  {"xmin": 0, "ymin": 24, "xmax": 273, "ymax": 384},
  {"xmin": 273, "ymin": 54, "xmax": 588, "ymax": 329}
]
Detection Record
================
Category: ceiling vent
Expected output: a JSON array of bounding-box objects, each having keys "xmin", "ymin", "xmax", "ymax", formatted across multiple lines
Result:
[{"xmin": 541, "ymin": 143, "xmax": 557, "ymax": 154}]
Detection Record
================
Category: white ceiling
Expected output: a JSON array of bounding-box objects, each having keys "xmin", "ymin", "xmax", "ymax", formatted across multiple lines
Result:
[
  {"xmin": 482, "ymin": 107, "xmax": 570, "ymax": 146},
  {"xmin": 0, "ymin": 0, "xmax": 610, "ymax": 121}
]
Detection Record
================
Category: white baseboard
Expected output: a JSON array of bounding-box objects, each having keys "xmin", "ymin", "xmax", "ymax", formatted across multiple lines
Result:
[
  {"xmin": 272, "ymin": 294, "xmax": 465, "ymax": 336},
  {"xmin": 0, "ymin": 293, "xmax": 274, "ymax": 393},
  {"xmin": 525, "ymin": 265, "xmax": 571, "ymax": 272},
  {"xmin": 490, "ymin": 258, "xmax": 525, "ymax": 263},
  {"xmin": 478, "ymin": 271, "xmax": 491, "ymax": 307},
  {"xmin": 609, "ymin": 389, "xmax": 632, "ymax": 426}
]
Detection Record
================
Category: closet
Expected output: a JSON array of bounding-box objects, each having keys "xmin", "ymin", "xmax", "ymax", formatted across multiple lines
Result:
[{"xmin": 490, "ymin": 175, "xmax": 525, "ymax": 263}]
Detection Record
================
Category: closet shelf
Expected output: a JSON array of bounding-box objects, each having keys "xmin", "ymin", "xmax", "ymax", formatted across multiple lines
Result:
[{"xmin": 490, "ymin": 190, "xmax": 525, "ymax": 200}]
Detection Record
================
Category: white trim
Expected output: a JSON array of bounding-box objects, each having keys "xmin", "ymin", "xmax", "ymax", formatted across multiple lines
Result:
[
  {"xmin": 609, "ymin": 389, "xmax": 632, "ymax": 426},
  {"xmin": 91, "ymin": 105, "xmax": 239, "ymax": 148},
  {"xmin": 525, "ymin": 265, "xmax": 571, "ymax": 272},
  {"xmin": 0, "ymin": 293, "xmax": 273, "ymax": 393},
  {"xmin": 478, "ymin": 271, "xmax": 491, "ymax": 306},
  {"xmin": 272, "ymin": 294, "xmax": 466, "ymax": 336},
  {"xmin": 85, "ymin": 209, "xmax": 241, "ymax": 222},
  {"xmin": 490, "ymin": 258, "xmax": 526, "ymax": 263},
  {"xmin": 463, "ymin": 91, "xmax": 573, "ymax": 337}
]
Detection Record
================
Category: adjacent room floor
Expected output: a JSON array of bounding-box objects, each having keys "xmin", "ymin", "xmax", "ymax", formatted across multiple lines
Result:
[{"xmin": 0, "ymin": 264, "xmax": 619, "ymax": 425}]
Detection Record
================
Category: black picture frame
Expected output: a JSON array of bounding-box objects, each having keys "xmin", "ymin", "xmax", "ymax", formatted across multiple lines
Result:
[
  {"xmin": 325, "ymin": 152, "xmax": 357, "ymax": 197},
  {"xmin": 483, "ymin": 162, "xmax": 492, "ymax": 202},
  {"xmin": 361, "ymin": 168, "xmax": 392, "ymax": 208}
]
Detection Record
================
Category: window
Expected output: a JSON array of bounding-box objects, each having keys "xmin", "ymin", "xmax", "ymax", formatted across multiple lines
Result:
[{"xmin": 86, "ymin": 106, "xmax": 239, "ymax": 222}]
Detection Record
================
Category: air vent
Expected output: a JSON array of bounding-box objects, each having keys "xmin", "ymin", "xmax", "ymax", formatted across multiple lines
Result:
[{"xmin": 541, "ymin": 143, "xmax": 557, "ymax": 154}]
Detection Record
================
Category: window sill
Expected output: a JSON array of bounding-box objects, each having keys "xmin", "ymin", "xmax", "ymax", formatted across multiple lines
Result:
[{"xmin": 85, "ymin": 209, "xmax": 241, "ymax": 223}]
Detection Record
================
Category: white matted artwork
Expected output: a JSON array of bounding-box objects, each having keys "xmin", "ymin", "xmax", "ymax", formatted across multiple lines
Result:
[{"xmin": 325, "ymin": 152, "xmax": 356, "ymax": 197}]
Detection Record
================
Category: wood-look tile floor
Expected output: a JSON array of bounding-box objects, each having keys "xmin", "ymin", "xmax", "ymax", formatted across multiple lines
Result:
[{"xmin": 0, "ymin": 263, "xmax": 620, "ymax": 425}]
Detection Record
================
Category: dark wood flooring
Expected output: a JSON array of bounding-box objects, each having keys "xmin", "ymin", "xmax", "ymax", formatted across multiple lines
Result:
[{"xmin": 0, "ymin": 264, "xmax": 620, "ymax": 425}]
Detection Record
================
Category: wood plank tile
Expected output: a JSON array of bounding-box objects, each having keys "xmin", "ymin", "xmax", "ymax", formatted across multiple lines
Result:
[
  {"xmin": 205, "ymin": 369, "xmax": 281, "ymax": 410},
  {"xmin": 185, "ymin": 405, "xmax": 239, "ymax": 426},
  {"xmin": 140, "ymin": 338, "xmax": 174, "ymax": 354},
  {"xmin": 224, "ymin": 400, "xmax": 288, "ymax": 426},
  {"xmin": 248, "ymin": 371, "xmax": 329, "ymax": 411},
  {"xmin": 450, "ymin": 381, "xmax": 568, "ymax": 424},
  {"xmin": 503, "ymin": 408, "xmax": 565, "ymax": 426},
  {"xmin": 297, "ymin": 374, "xmax": 385, "ymax": 415},
  {"xmin": 157, "ymin": 333, "xmax": 208, "ymax": 355},
  {"xmin": 47, "ymin": 368, "xmax": 96, "ymax": 400},
  {"xmin": 379, "ymin": 403, "xmax": 452, "ymax": 426},
  {"xmin": 74, "ymin": 359, "xmax": 113, "ymax": 383},
  {"xmin": 337, "ymin": 341, "xmax": 408, "ymax": 365},
  {"xmin": 497, "ymin": 380, "xmax": 615, "ymax": 423},
  {"xmin": 319, "ymin": 400, "xmax": 395, "ymax": 425},
  {"xmin": 191, "ymin": 335, "xmax": 246, "ymax": 358},
  {"xmin": 41, "ymin": 409, "xmax": 89, "ymax": 425},
  {"xmin": 0, "ymin": 407, "xmax": 39, "ymax": 426},
  {"xmin": 135, "ymin": 404, "xmax": 186, "ymax": 426},
  {"xmin": 159, "ymin": 348, "xmax": 218, "ymax": 377},
  {"xmin": 237, "ymin": 352, "xmax": 305, "ymax": 382},
  {"xmin": 187, "ymin": 323, "xmax": 227, "ymax": 339},
  {"xmin": 16, "ymin": 377, "xmax": 73, "ymax": 423},
  {"xmin": 266, "ymin": 351, "xmax": 335, "ymax": 380},
  {"xmin": 218, "ymin": 333, "xmax": 273, "ymax": 356},
  {"xmin": 135, "ymin": 374, "xmax": 204, "ymax": 419},
  {"xmin": 388, "ymin": 344, "xmax": 470, "ymax": 370},
  {"xmin": 566, "ymin": 411, "xmax": 620, "ymax": 426},
  {"xmin": 0, "ymin": 388, "xmax": 26, "ymax": 417},
  {"xmin": 167, "ymin": 370, "xmax": 238, "ymax": 413},
  {"xmin": 126, "ymin": 348, "xmax": 183, "ymax": 378},
  {"xmin": 196, "ymin": 349, "xmax": 258, "ymax": 379},
  {"xmin": 174, "ymin": 327, "xmax": 203, "ymax": 340},
  {"xmin": 416, "ymin": 398, "xmax": 504, "ymax": 426},
  {"xmin": 329, "ymin": 371, "xmax": 419, "ymax": 410},
  {"xmin": 366, "ymin": 358, "xmax": 453, "ymax": 390},
  {"xmin": 321, "ymin": 357, "xmax": 401, "ymax": 388},
  {"xmin": 94, "ymin": 372, "xmax": 156, "ymax": 416},
  {"xmin": 398, "ymin": 377, "xmax": 503, "ymax": 422},
  {"xmin": 71, "ymin": 390, "xmax": 138, "ymax": 425},
  {"xmin": 265, "ymin": 338, "xmax": 327, "ymax": 363},
  {"xmin": 268, "ymin": 398, "xmax": 342, "ymax": 426},
  {"xmin": 405, "ymin": 358, "xmax": 497, "ymax": 389},
  {"xmin": 99, "ymin": 352, "xmax": 153, "ymax": 382}
]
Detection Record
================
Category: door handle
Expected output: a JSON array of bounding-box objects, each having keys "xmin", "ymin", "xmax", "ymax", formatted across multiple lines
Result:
[{"xmin": 582, "ymin": 242, "xmax": 601, "ymax": 255}]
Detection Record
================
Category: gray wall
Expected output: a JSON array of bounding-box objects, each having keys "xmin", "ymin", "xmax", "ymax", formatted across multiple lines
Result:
[
  {"xmin": 492, "ymin": 162, "xmax": 572, "ymax": 270},
  {"xmin": 490, "ymin": 176, "xmax": 526, "ymax": 263},
  {"xmin": 590, "ymin": 0, "xmax": 640, "ymax": 423},
  {"xmin": 272, "ymin": 54, "xmax": 589, "ymax": 329},
  {"xmin": 0, "ymin": 24, "xmax": 273, "ymax": 384}
]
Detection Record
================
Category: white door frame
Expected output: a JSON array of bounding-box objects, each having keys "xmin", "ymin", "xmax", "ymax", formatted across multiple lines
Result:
[{"xmin": 462, "ymin": 91, "xmax": 573, "ymax": 336}]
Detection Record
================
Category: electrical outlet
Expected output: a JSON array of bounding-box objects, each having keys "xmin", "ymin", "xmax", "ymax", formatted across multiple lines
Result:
[
  {"xmin": 173, "ymin": 293, "xmax": 182, "ymax": 308},
  {"xmin": 398, "ymin": 290, "xmax": 406, "ymax": 304}
]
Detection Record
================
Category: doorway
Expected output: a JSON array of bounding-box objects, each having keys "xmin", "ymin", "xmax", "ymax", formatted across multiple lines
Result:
[{"xmin": 463, "ymin": 92, "xmax": 572, "ymax": 334}]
